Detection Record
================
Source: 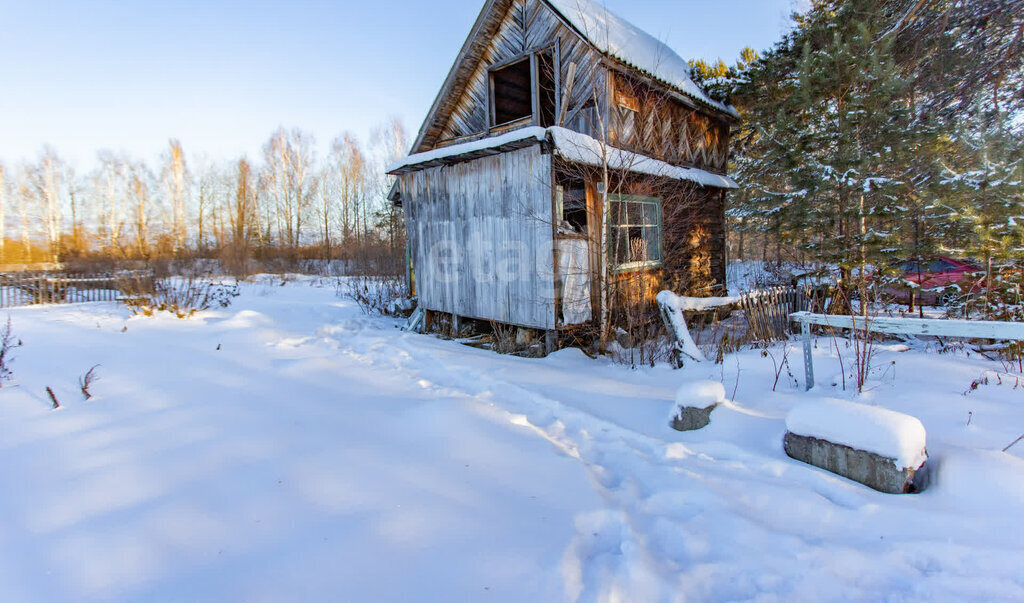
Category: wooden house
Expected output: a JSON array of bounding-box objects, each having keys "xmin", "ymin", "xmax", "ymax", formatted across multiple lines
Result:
[{"xmin": 388, "ymin": 0, "xmax": 738, "ymax": 344}]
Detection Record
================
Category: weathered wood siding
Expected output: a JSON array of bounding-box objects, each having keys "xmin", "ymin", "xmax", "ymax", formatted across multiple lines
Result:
[
  {"xmin": 609, "ymin": 72, "xmax": 730, "ymax": 173},
  {"xmin": 401, "ymin": 144, "xmax": 556, "ymax": 329},
  {"xmin": 432, "ymin": 0, "xmax": 605, "ymax": 147}
]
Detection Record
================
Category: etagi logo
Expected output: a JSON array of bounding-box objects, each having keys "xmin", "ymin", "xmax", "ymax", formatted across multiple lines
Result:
[{"xmin": 428, "ymin": 238, "xmax": 547, "ymax": 284}]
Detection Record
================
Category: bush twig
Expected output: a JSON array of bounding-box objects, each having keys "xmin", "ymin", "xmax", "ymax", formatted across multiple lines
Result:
[
  {"xmin": 79, "ymin": 364, "xmax": 100, "ymax": 400},
  {"xmin": 46, "ymin": 386, "xmax": 60, "ymax": 409},
  {"xmin": 0, "ymin": 316, "xmax": 21, "ymax": 386}
]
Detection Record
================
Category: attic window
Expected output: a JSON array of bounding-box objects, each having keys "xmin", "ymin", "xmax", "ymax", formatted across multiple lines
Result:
[{"xmin": 490, "ymin": 58, "xmax": 532, "ymax": 126}]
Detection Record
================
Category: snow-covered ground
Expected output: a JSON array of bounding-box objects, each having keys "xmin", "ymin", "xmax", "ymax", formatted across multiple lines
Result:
[{"xmin": 1, "ymin": 276, "xmax": 1022, "ymax": 601}]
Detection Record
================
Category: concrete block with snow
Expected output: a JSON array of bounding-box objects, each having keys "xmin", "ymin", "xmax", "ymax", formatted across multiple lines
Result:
[
  {"xmin": 784, "ymin": 399, "xmax": 929, "ymax": 494},
  {"xmin": 669, "ymin": 380, "xmax": 726, "ymax": 431}
]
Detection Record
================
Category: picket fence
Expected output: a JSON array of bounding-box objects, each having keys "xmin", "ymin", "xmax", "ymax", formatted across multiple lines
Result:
[{"xmin": 0, "ymin": 271, "xmax": 153, "ymax": 308}]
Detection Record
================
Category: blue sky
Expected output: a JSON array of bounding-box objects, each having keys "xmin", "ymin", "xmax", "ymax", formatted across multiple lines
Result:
[{"xmin": 0, "ymin": 0, "xmax": 801, "ymax": 168}]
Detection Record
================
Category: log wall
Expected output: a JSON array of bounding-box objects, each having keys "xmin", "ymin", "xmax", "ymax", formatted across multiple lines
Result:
[{"xmin": 660, "ymin": 185, "xmax": 727, "ymax": 295}]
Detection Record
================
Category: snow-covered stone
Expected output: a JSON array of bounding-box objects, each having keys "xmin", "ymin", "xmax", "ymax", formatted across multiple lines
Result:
[
  {"xmin": 784, "ymin": 399, "xmax": 929, "ymax": 493},
  {"xmin": 675, "ymin": 380, "xmax": 727, "ymax": 409},
  {"xmin": 669, "ymin": 380, "xmax": 726, "ymax": 431},
  {"xmin": 785, "ymin": 399, "xmax": 927, "ymax": 469}
]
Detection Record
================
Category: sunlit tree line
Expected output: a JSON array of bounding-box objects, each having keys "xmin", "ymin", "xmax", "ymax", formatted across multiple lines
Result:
[{"xmin": 0, "ymin": 118, "xmax": 409, "ymax": 271}]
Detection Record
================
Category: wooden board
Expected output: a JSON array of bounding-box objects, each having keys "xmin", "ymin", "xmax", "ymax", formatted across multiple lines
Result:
[{"xmin": 790, "ymin": 312, "xmax": 1024, "ymax": 340}]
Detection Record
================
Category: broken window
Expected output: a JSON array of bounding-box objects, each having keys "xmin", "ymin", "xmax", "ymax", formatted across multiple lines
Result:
[
  {"xmin": 490, "ymin": 58, "xmax": 532, "ymax": 126},
  {"xmin": 609, "ymin": 195, "xmax": 662, "ymax": 269},
  {"xmin": 489, "ymin": 47, "xmax": 558, "ymax": 128},
  {"xmin": 555, "ymin": 183, "xmax": 588, "ymax": 234},
  {"xmin": 536, "ymin": 49, "xmax": 557, "ymax": 127}
]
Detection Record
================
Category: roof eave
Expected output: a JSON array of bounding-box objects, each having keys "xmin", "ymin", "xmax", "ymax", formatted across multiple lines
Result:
[{"xmin": 408, "ymin": 0, "xmax": 504, "ymax": 155}]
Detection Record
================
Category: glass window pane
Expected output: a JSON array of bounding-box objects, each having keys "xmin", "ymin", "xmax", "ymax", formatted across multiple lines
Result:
[
  {"xmin": 611, "ymin": 227, "xmax": 627, "ymax": 264},
  {"xmin": 642, "ymin": 202, "xmax": 659, "ymax": 226},
  {"xmin": 627, "ymin": 202, "xmax": 637, "ymax": 225},
  {"xmin": 644, "ymin": 226, "xmax": 660, "ymax": 262},
  {"xmin": 609, "ymin": 196, "xmax": 662, "ymax": 267}
]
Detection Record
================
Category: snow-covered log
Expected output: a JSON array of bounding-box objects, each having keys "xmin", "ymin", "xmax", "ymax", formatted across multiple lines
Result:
[{"xmin": 656, "ymin": 290, "xmax": 738, "ymax": 368}]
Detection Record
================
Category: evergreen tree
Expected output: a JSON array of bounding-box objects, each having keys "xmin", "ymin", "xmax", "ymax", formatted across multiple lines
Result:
[{"xmin": 725, "ymin": 0, "xmax": 1023, "ymax": 313}]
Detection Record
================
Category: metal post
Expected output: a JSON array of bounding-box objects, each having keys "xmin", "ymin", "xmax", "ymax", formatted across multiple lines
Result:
[{"xmin": 802, "ymin": 321, "xmax": 814, "ymax": 391}]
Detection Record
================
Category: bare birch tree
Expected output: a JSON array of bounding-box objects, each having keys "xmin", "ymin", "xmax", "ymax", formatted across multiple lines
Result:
[
  {"xmin": 162, "ymin": 139, "xmax": 190, "ymax": 253},
  {"xmin": 16, "ymin": 167, "xmax": 32, "ymax": 262},
  {"xmin": 26, "ymin": 148, "xmax": 67, "ymax": 263},
  {"xmin": 262, "ymin": 127, "xmax": 315, "ymax": 256},
  {"xmin": 94, "ymin": 151, "xmax": 131, "ymax": 255},
  {"xmin": 128, "ymin": 162, "xmax": 152, "ymax": 258},
  {"xmin": 228, "ymin": 157, "xmax": 256, "ymax": 273}
]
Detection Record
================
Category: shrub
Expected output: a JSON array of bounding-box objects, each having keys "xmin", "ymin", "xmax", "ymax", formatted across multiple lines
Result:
[
  {"xmin": 122, "ymin": 272, "xmax": 239, "ymax": 318},
  {"xmin": 340, "ymin": 275, "xmax": 413, "ymax": 317},
  {"xmin": 0, "ymin": 317, "xmax": 21, "ymax": 386},
  {"xmin": 79, "ymin": 365, "xmax": 100, "ymax": 400}
]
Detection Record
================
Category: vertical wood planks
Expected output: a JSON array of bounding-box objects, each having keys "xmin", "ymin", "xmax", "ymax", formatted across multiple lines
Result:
[{"xmin": 402, "ymin": 144, "xmax": 556, "ymax": 329}]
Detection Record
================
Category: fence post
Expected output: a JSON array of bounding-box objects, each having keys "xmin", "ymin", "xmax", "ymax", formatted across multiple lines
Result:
[{"xmin": 801, "ymin": 320, "xmax": 815, "ymax": 391}]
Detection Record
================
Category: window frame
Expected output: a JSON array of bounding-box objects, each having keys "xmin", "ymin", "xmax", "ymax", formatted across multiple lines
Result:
[
  {"xmin": 487, "ymin": 43, "xmax": 560, "ymax": 131},
  {"xmin": 608, "ymin": 194, "xmax": 663, "ymax": 272}
]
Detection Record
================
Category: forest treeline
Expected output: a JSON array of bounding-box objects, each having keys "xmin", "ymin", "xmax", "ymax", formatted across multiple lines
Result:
[
  {"xmin": 693, "ymin": 0, "xmax": 1022, "ymax": 299},
  {"xmin": 0, "ymin": 118, "xmax": 409, "ymax": 273}
]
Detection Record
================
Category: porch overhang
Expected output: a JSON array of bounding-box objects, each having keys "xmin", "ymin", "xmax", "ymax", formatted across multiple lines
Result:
[{"xmin": 387, "ymin": 126, "xmax": 738, "ymax": 189}]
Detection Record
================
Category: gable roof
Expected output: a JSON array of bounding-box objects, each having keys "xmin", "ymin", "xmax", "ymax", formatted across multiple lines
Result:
[
  {"xmin": 409, "ymin": 0, "xmax": 734, "ymax": 154},
  {"xmin": 546, "ymin": 0, "xmax": 735, "ymax": 117}
]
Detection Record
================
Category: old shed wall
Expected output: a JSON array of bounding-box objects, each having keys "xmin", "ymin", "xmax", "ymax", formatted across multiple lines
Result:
[{"xmin": 401, "ymin": 144, "xmax": 556, "ymax": 329}]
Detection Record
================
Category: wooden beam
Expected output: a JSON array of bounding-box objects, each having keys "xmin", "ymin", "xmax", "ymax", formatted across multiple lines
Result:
[
  {"xmin": 790, "ymin": 311, "xmax": 1024, "ymax": 390},
  {"xmin": 557, "ymin": 61, "xmax": 577, "ymax": 127},
  {"xmin": 790, "ymin": 312, "xmax": 1024, "ymax": 340}
]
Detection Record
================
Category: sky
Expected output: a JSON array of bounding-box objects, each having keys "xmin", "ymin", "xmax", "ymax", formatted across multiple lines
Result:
[{"xmin": 0, "ymin": 0, "xmax": 803, "ymax": 170}]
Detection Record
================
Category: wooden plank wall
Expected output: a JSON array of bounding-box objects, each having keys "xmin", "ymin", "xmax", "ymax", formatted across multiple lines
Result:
[
  {"xmin": 401, "ymin": 145, "xmax": 556, "ymax": 329},
  {"xmin": 434, "ymin": 0, "xmax": 605, "ymax": 146}
]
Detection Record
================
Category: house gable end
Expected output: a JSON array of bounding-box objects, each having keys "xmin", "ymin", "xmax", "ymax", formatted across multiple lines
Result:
[
  {"xmin": 409, "ymin": 0, "xmax": 736, "ymax": 173},
  {"xmin": 412, "ymin": 0, "xmax": 605, "ymax": 154}
]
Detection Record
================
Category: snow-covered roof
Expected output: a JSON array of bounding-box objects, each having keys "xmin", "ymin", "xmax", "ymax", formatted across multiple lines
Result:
[
  {"xmin": 544, "ymin": 0, "xmax": 738, "ymax": 117},
  {"xmin": 549, "ymin": 127, "xmax": 738, "ymax": 188},
  {"xmin": 387, "ymin": 126, "xmax": 738, "ymax": 189}
]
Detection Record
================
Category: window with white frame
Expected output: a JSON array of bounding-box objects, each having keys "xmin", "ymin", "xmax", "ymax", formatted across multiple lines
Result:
[{"xmin": 609, "ymin": 195, "xmax": 662, "ymax": 270}]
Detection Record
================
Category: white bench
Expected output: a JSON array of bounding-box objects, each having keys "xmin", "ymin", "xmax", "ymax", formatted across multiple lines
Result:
[{"xmin": 789, "ymin": 311, "xmax": 1024, "ymax": 390}]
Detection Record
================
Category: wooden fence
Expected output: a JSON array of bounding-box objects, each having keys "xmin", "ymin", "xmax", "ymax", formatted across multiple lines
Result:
[
  {"xmin": 790, "ymin": 311, "xmax": 1024, "ymax": 390},
  {"xmin": 661, "ymin": 285, "xmax": 831, "ymax": 366},
  {"xmin": 738, "ymin": 285, "xmax": 828, "ymax": 342},
  {"xmin": 0, "ymin": 271, "xmax": 153, "ymax": 308}
]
